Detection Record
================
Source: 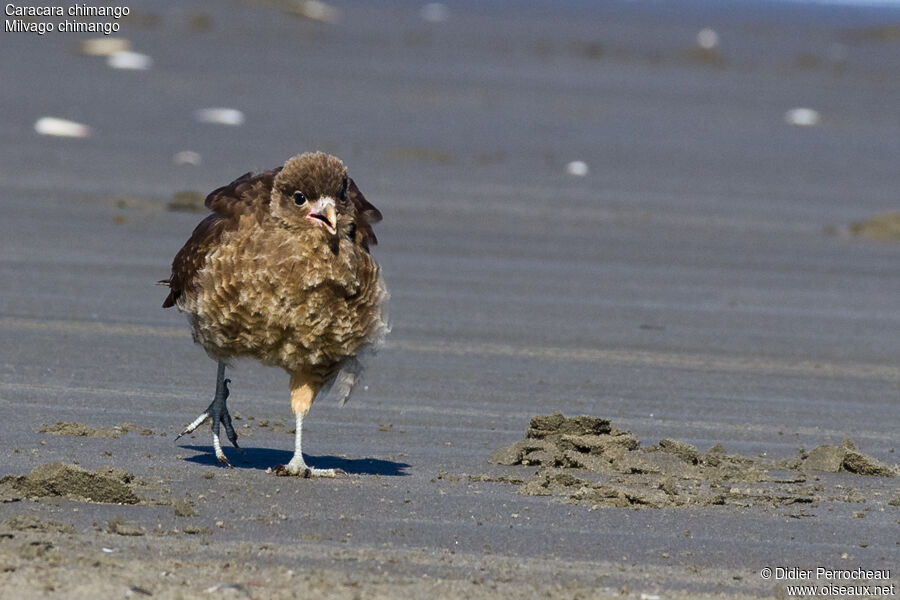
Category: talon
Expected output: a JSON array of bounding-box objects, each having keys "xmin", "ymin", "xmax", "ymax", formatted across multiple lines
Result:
[{"xmin": 221, "ymin": 412, "xmax": 240, "ymax": 449}]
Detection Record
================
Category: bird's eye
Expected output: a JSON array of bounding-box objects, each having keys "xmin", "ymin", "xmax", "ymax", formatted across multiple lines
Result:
[
  {"xmin": 340, "ymin": 177, "xmax": 348, "ymax": 202},
  {"xmin": 292, "ymin": 191, "xmax": 306, "ymax": 206}
]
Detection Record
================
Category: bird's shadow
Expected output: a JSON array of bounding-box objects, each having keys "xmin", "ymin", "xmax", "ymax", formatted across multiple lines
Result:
[{"xmin": 179, "ymin": 444, "xmax": 410, "ymax": 476}]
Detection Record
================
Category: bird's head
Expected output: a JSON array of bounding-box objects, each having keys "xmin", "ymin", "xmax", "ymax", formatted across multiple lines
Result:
[{"xmin": 271, "ymin": 152, "xmax": 355, "ymax": 246}]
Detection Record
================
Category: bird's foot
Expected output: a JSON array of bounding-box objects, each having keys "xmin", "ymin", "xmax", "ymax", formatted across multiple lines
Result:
[
  {"xmin": 269, "ymin": 465, "xmax": 345, "ymax": 477},
  {"xmin": 175, "ymin": 378, "xmax": 242, "ymax": 467},
  {"xmin": 268, "ymin": 459, "xmax": 345, "ymax": 478}
]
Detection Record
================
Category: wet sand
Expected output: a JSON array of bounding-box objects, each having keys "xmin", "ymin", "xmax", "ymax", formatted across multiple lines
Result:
[{"xmin": 1, "ymin": 0, "xmax": 899, "ymax": 598}]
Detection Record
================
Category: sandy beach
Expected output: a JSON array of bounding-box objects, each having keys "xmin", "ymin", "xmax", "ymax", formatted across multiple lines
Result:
[{"xmin": 1, "ymin": 1, "xmax": 899, "ymax": 598}]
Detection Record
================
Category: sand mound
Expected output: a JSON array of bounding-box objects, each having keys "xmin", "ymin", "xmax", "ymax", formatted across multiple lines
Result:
[
  {"xmin": 486, "ymin": 414, "xmax": 897, "ymax": 509},
  {"xmin": 38, "ymin": 422, "xmax": 153, "ymax": 438},
  {"xmin": 0, "ymin": 463, "xmax": 140, "ymax": 504}
]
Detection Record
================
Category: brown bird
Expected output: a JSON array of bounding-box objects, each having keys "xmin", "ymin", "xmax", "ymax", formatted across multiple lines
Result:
[{"xmin": 161, "ymin": 152, "xmax": 388, "ymax": 476}]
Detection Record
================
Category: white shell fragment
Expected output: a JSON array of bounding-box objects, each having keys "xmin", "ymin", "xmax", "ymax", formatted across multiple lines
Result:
[
  {"xmin": 78, "ymin": 37, "xmax": 131, "ymax": 56},
  {"xmin": 696, "ymin": 28, "xmax": 719, "ymax": 50},
  {"xmin": 784, "ymin": 107, "xmax": 820, "ymax": 127},
  {"xmin": 421, "ymin": 3, "xmax": 449, "ymax": 23},
  {"xmin": 194, "ymin": 108, "xmax": 245, "ymax": 126},
  {"xmin": 205, "ymin": 583, "xmax": 251, "ymax": 594},
  {"xmin": 173, "ymin": 151, "xmax": 202, "ymax": 166},
  {"xmin": 34, "ymin": 117, "xmax": 92, "ymax": 138},
  {"xmin": 565, "ymin": 160, "xmax": 589, "ymax": 176},
  {"xmin": 107, "ymin": 51, "xmax": 153, "ymax": 70},
  {"xmin": 286, "ymin": 0, "xmax": 339, "ymax": 24}
]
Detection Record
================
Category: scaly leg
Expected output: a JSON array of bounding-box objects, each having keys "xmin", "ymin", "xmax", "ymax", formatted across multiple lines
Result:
[
  {"xmin": 271, "ymin": 371, "xmax": 344, "ymax": 477},
  {"xmin": 175, "ymin": 361, "xmax": 241, "ymax": 466}
]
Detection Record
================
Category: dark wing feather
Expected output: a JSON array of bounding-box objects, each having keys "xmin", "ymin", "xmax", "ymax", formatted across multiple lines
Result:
[
  {"xmin": 204, "ymin": 167, "xmax": 281, "ymax": 218},
  {"xmin": 348, "ymin": 178, "xmax": 381, "ymax": 252},
  {"xmin": 161, "ymin": 168, "xmax": 281, "ymax": 308}
]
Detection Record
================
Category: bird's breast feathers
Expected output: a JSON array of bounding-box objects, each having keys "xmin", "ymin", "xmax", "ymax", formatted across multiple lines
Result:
[{"xmin": 187, "ymin": 221, "xmax": 386, "ymax": 370}]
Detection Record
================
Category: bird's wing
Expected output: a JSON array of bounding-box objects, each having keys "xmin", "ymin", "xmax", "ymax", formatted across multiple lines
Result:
[
  {"xmin": 348, "ymin": 178, "xmax": 382, "ymax": 252},
  {"xmin": 204, "ymin": 167, "xmax": 281, "ymax": 219},
  {"xmin": 161, "ymin": 168, "xmax": 281, "ymax": 308}
]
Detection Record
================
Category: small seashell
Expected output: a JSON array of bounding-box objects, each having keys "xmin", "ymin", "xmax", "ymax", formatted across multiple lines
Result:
[
  {"xmin": 107, "ymin": 51, "xmax": 153, "ymax": 70},
  {"xmin": 285, "ymin": 0, "xmax": 339, "ymax": 24},
  {"xmin": 173, "ymin": 150, "xmax": 202, "ymax": 166},
  {"xmin": 696, "ymin": 28, "xmax": 719, "ymax": 50},
  {"xmin": 34, "ymin": 117, "xmax": 92, "ymax": 138},
  {"xmin": 194, "ymin": 108, "xmax": 245, "ymax": 126},
  {"xmin": 565, "ymin": 160, "xmax": 589, "ymax": 176},
  {"xmin": 784, "ymin": 107, "xmax": 820, "ymax": 127}
]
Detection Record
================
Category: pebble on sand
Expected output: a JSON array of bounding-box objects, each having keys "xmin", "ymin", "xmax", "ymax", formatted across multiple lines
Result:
[{"xmin": 34, "ymin": 117, "xmax": 92, "ymax": 138}]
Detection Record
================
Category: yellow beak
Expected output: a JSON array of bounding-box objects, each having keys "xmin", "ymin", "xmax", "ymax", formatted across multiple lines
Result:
[{"xmin": 322, "ymin": 202, "xmax": 337, "ymax": 233}]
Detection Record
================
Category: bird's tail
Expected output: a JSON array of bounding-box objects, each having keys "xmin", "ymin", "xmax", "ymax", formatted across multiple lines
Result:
[{"xmin": 321, "ymin": 356, "xmax": 366, "ymax": 406}]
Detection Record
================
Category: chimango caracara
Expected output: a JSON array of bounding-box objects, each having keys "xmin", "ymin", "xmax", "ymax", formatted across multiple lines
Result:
[{"xmin": 161, "ymin": 152, "xmax": 388, "ymax": 477}]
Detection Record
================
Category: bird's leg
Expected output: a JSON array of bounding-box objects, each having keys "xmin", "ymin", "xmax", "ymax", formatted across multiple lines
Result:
[
  {"xmin": 271, "ymin": 372, "xmax": 343, "ymax": 477},
  {"xmin": 175, "ymin": 360, "xmax": 241, "ymax": 466}
]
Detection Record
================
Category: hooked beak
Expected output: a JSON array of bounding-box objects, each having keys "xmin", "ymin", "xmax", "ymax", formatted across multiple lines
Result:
[{"xmin": 306, "ymin": 198, "xmax": 337, "ymax": 234}]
